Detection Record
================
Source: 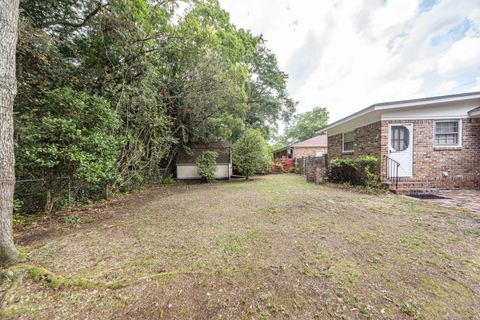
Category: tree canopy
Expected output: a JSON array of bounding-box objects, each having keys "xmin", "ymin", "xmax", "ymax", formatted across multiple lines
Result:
[
  {"xmin": 280, "ymin": 107, "xmax": 329, "ymax": 144},
  {"xmin": 14, "ymin": 0, "xmax": 296, "ymax": 209}
]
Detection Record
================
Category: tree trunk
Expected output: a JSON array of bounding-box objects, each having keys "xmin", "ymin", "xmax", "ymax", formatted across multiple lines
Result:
[
  {"xmin": 0, "ymin": 0, "xmax": 20, "ymax": 263},
  {"xmin": 45, "ymin": 189, "xmax": 52, "ymax": 214}
]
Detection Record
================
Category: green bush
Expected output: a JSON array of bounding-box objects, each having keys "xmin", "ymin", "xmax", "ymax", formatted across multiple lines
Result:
[
  {"xmin": 233, "ymin": 129, "xmax": 269, "ymax": 180},
  {"xmin": 258, "ymin": 160, "xmax": 273, "ymax": 175},
  {"xmin": 294, "ymin": 161, "xmax": 301, "ymax": 174},
  {"xmin": 196, "ymin": 151, "xmax": 218, "ymax": 183},
  {"xmin": 15, "ymin": 87, "xmax": 123, "ymax": 213},
  {"xmin": 273, "ymin": 162, "xmax": 286, "ymax": 173},
  {"xmin": 13, "ymin": 199, "xmax": 26, "ymax": 225},
  {"xmin": 328, "ymin": 156, "xmax": 379, "ymax": 187},
  {"xmin": 160, "ymin": 175, "xmax": 176, "ymax": 185},
  {"xmin": 64, "ymin": 215, "xmax": 82, "ymax": 227}
]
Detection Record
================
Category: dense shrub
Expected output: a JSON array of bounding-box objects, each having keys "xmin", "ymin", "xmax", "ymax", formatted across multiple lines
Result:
[
  {"xmin": 257, "ymin": 160, "xmax": 274, "ymax": 175},
  {"xmin": 328, "ymin": 156, "xmax": 379, "ymax": 187},
  {"xmin": 15, "ymin": 88, "xmax": 123, "ymax": 213},
  {"xmin": 272, "ymin": 161, "xmax": 286, "ymax": 173},
  {"xmin": 196, "ymin": 151, "xmax": 218, "ymax": 183},
  {"xmin": 233, "ymin": 129, "xmax": 269, "ymax": 179},
  {"xmin": 271, "ymin": 158, "xmax": 295, "ymax": 173}
]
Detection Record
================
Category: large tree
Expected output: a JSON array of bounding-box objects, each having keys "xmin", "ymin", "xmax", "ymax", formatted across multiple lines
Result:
[
  {"xmin": 13, "ymin": 0, "xmax": 295, "ymax": 212},
  {"xmin": 282, "ymin": 107, "xmax": 329, "ymax": 144},
  {"xmin": 0, "ymin": 0, "xmax": 20, "ymax": 263}
]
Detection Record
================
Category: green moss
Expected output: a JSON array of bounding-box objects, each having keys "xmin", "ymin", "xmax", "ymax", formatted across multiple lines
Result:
[
  {"xmin": 106, "ymin": 271, "xmax": 186, "ymax": 290},
  {"xmin": 179, "ymin": 307, "xmax": 190, "ymax": 316},
  {"xmin": 18, "ymin": 264, "xmax": 97, "ymax": 289},
  {"xmin": 0, "ymin": 307, "xmax": 29, "ymax": 318}
]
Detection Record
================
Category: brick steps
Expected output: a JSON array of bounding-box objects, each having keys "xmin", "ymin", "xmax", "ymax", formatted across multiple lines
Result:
[{"xmin": 383, "ymin": 180, "xmax": 441, "ymax": 195}]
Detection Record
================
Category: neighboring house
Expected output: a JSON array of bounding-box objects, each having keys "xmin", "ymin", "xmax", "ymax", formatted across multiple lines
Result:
[
  {"xmin": 318, "ymin": 91, "xmax": 480, "ymax": 192},
  {"xmin": 272, "ymin": 135, "xmax": 328, "ymax": 159},
  {"xmin": 291, "ymin": 135, "xmax": 328, "ymax": 158},
  {"xmin": 176, "ymin": 141, "xmax": 232, "ymax": 180},
  {"xmin": 272, "ymin": 145, "xmax": 293, "ymax": 159}
]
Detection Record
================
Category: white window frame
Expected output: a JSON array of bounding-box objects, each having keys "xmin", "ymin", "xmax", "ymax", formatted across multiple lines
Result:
[
  {"xmin": 433, "ymin": 119, "xmax": 462, "ymax": 148},
  {"xmin": 342, "ymin": 131, "xmax": 355, "ymax": 153}
]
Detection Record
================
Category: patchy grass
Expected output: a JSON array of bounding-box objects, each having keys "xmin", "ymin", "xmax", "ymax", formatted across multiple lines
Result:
[{"xmin": 1, "ymin": 174, "xmax": 480, "ymax": 319}]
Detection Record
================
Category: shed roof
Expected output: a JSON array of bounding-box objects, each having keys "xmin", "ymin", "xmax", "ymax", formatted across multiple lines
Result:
[
  {"xmin": 186, "ymin": 141, "xmax": 232, "ymax": 149},
  {"xmin": 177, "ymin": 141, "xmax": 232, "ymax": 164}
]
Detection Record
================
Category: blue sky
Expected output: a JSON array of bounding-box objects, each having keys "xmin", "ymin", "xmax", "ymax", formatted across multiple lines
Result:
[{"xmin": 219, "ymin": 0, "xmax": 480, "ymax": 123}]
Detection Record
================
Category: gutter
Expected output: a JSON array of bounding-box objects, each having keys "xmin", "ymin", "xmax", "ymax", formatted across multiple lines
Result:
[{"xmin": 317, "ymin": 91, "xmax": 480, "ymax": 134}]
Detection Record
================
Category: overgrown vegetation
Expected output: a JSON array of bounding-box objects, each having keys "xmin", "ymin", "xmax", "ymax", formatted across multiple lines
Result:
[
  {"xmin": 196, "ymin": 151, "xmax": 218, "ymax": 183},
  {"xmin": 328, "ymin": 156, "xmax": 380, "ymax": 188},
  {"xmin": 14, "ymin": 0, "xmax": 295, "ymax": 212}
]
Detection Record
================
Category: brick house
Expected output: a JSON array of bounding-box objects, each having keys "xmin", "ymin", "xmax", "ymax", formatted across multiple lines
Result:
[
  {"xmin": 318, "ymin": 92, "xmax": 480, "ymax": 192},
  {"xmin": 272, "ymin": 135, "xmax": 328, "ymax": 159}
]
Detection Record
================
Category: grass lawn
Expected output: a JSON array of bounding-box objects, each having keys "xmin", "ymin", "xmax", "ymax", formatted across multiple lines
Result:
[{"xmin": 1, "ymin": 175, "xmax": 480, "ymax": 319}]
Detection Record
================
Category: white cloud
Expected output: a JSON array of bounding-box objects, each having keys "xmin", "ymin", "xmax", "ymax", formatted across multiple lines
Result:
[
  {"xmin": 220, "ymin": 0, "xmax": 480, "ymax": 123},
  {"xmin": 437, "ymin": 37, "xmax": 480, "ymax": 75},
  {"xmin": 370, "ymin": 0, "xmax": 419, "ymax": 39},
  {"xmin": 472, "ymin": 77, "xmax": 480, "ymax": 91},
  {"xmin": 435, "ymin": 80, "xmax": 459, "ymax": 92}
]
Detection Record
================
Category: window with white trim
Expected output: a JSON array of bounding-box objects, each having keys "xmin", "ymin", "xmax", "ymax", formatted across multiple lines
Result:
[
  {"xmin": 434, "ymin": 120, "xmax": 461, "ymax": 147},
  {"xmin": 343, "ymin": 131, "xmax": 355, "ymax": 152}
]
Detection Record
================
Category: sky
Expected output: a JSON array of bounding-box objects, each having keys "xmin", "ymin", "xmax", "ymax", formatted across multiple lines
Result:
[{"xmin": 219, "ymin": 0, "xmax": 480, "ymax": 123}]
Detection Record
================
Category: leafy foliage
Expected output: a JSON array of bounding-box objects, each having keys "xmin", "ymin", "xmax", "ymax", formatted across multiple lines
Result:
[
  {"xmin": 14, "ymin": 0, "xmax": 295, "ymax": 211},
  {"xmin": 328, "ymin": 156, "xmax": 379, "ymax": 187},
  {"xmin": 64, "ymin": 215, "xmax": 82, "ymax": 227},
  {"xmin": 15, "ymin": 88, "xmax": 122, "ymax": 211},
  {"xmin": 196, "ymin": 151, "xmax": 218, "ymax": 183},
  {"xmin": 233, "ymin": 129, "xmax": 269, "ymax": 179},
  {"xmin": 281, "ymin": 107, "xmax": 329, "ymax": 144}
]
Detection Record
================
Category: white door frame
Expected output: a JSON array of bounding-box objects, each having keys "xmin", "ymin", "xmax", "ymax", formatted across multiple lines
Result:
[{"xmin": 387, "ymin": 123, "xmax": 413, "ymax": 178}]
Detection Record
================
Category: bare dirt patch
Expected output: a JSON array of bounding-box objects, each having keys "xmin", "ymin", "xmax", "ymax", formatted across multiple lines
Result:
[{"xmin": 2, "ymin": 175, "xmax": 480, "ymax": 319}]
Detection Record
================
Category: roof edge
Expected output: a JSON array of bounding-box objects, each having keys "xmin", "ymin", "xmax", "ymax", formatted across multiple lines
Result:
[{"xmin": 318, "ymin": 91, "xmax": 480, "ymax": 134}]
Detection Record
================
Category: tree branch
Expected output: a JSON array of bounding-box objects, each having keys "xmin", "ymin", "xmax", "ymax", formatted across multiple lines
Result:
[{"xmin": 39, "ymin": 2, "xmax": 105, "ymax": 29}]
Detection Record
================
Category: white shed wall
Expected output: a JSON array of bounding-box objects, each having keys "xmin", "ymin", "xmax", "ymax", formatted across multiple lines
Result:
[{"xmin": 177, "ymin": 164, "xmax": 231, "ymax": 180}]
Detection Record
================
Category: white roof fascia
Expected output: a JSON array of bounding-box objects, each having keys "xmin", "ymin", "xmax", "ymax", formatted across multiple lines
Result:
[
  {"xmin": 469, "ymin": 107, "xmax": 480, "ymax": 118},
  {"xmin": 318, "ymin": 91, "xmax": 480, "ymax": 135}
]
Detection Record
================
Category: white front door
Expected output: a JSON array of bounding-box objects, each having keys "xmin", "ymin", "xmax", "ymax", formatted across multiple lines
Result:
[{"xmin": 388, "ymin": 124, "xmax": 413, "ymax": 178}]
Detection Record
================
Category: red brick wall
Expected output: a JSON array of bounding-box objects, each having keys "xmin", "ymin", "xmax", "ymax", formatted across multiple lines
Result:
[
  {"xmin": 292, "ymin": 146, "xmax": 328, "ymax": 158},
  {"xmin": 328, "ymin": 118, "xmax": 480, "ymax": 189},
  {"xmin": 328, "ymin": 121, "xmax": 382, "ymax": 174},
  {"xmin": 381, "ymin": 119, "xmax": 480, "ymax": 188},
  {"xmin": 327, "ymin": 133, "xmax": 344, "ymax": 160}
]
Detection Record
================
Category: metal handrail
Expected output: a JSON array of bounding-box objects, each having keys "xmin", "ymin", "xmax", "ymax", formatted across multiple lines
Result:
[{"xmin": 384, "ymin": 156, "xmax": 400, "ymax": 189}]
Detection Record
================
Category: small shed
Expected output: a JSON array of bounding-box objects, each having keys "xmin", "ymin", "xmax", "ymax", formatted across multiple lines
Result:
[{"xmin": 176, "ymin": 141, "xmax": 233, "ymax": 180}]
